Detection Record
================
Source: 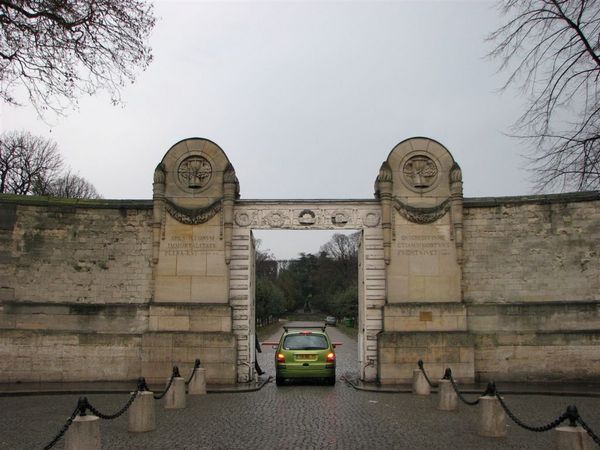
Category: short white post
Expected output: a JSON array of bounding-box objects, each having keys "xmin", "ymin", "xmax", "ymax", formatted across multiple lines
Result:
[
  {"xmin": 554, "ymin": 406, "xmax": 594, "ymax": 450},
  {"xmin": 412, "ymin": 369, "xmax": 431, "ymax": 396},
  {"xmin": 478, "ymin": 389, "xmax": 507, "ymax": 438},
  {"xmin": 554, "ymin": 426, "xmax": 594, "ymax": 450},
  {"xmin": 188, "ymin": 366, "xmax": 207, "ymax": 395},
  {"xmin": 65, "ymin": 399, "xmax": 101, "ymax": 450},
  {"xmin": 165, "ymin": 369, "xmax": 186, "ymax": 409},
  {"xmin": 128, "ymin": 388, "xmax": 156, "ymax": 433},
  {"xmin": 438, "ymin": 378, "xmax": 458, "ymax": 411}
]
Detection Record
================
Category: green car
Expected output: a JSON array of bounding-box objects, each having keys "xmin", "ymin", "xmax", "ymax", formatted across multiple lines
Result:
[{"xmin": 274, "ymin": 326, "xmax": 338, "ymax": 386}]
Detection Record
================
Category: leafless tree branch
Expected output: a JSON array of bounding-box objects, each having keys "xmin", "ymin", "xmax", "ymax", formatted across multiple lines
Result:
[{"xmin": 488, "ymin": 0, "xmax": 600, "ymax": 191}]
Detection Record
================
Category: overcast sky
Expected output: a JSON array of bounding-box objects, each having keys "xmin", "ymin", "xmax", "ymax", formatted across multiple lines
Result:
[{"xmin": 2, "ymin": 0, "xmax": 532, "ymax": 258}]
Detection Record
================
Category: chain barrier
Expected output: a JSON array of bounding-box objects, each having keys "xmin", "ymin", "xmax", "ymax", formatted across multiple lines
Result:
[
  {"xmin": 445, "ymin": 368, "xmax": 495, "ymax": 406},
  {"xmin": 42, "ymin": 378, "xmax": 146, "ymax": 450},
  {"xmin": 495, "ymin": 393, "xmax": 571, "ymax": 432},
  {"xmin": 416, "ymin": 360, "xmax": 438, "ymax": 388},
  {"xmin": 42, "ymin": 400, "xmax": 83, "ymax": 450},
  {"xmin": 154, "ymin": 366, "xmax": 180, "ymax": 400},
  {"xmin": 577, "ymin": 416, "xmax": 600, "ymax": 446},
  {"xmin": 185, "ymin": 359, "xmax": 202, "ymax": 385}
]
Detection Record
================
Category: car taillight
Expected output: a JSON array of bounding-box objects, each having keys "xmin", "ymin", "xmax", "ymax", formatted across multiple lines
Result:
[
  {"xmin": 277, "ymin": 353, "xmax": 285, "ymax": 363},
  {"xmin": 327, "ymin": 352, "xmax": 335, "ymax": 362}
]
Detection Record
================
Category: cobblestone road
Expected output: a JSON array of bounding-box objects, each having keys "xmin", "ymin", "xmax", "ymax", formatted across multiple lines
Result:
[{"xmin": 1, "ymin": 323, "xmax": 599, "ymax": 449}]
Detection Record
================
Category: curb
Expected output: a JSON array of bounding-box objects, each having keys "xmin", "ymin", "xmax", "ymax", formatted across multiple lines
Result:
[
  {"xmin": 0, "ymin": 376, "xmax": 272, "ymax": 397},
  {"xmin": 341, "ymin": 377, "xmax": 600, "ymax": 398}
]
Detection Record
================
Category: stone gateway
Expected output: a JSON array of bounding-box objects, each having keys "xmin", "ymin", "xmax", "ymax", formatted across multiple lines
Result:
[{"xmin": 0, "ymin": 137, "xmax": 598, "ymax": 385}]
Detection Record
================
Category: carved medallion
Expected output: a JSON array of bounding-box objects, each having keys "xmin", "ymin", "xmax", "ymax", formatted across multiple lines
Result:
[
  {"xmin": 177, "ymin": 156, "xmax": 212, "ymax": 189},
  {"xmin": 264, "ymin": 211, "xmax": 286, "ymax": 228},
  {"xmin": 235, "ymin": 212, "xmax": 252, "ymax": 227},
  {"xmin": 363, "ymin": 212, "xmax": 380, "ymax": 227},
  {"xmin": 331, "ymin": 211, "xmax": 349, "ymax": 226},
  {"xmin": 298, "ymin": 209, "xmax": 316, "ymax": 225},
  {"xmin": 402, "ymin": 156, "xmax": 438, "ymax": 189}
]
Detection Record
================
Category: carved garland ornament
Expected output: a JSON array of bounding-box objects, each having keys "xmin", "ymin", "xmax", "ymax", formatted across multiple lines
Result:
[
  {"xmin": 393, "ymin": 198, "xmax": 450, "ymax": 224},
  {"xmin": 165, "ymin": 198, "xmax": 222, "ymax": 225}
]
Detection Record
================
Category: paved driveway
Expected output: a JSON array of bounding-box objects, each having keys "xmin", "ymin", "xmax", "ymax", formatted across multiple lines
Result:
[{"xmin": 1, "ymin": 323, "xmax": 599, "ymax": 449}]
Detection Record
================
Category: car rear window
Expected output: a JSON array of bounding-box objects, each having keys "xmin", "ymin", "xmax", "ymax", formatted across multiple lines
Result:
[{"xmin": 283, "ymin": 334, "xmax": 328, "ymax": 350}]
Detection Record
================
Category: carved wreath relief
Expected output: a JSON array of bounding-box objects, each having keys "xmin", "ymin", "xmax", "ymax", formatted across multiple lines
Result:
[
  {"xmin": 402, "ymin": 156, "xmax": 438, "ymax": 189},
  {"xmin": 177, "ymin": 156, "xmax": 212, "ymax": 189}
]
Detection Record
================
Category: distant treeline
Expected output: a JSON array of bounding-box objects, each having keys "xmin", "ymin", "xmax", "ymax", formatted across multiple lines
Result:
[{"xmin": 255, "ymin": 233, "xmax": 359, "ymax": 325}]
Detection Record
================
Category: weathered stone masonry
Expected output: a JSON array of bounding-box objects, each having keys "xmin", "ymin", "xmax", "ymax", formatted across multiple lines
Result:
[{"xmin": 0, "ymin": 137, "xmax": 598, "ymax": 385}]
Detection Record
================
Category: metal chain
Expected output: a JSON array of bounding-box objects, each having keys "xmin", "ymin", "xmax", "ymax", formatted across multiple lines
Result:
[
  {"xmin": 185, "ymin": 359, "xmax": 201, "ymax": 385},
  {"xmin": 86, "ymin": 390, "xmax": 139, "ymax": 420},
  {"xmin": 448, "ymin": 373, "xmax": 480, "ymax": 406},
  {"xmin": 154, "ymin": 367, "xmax": 179, "ymax": 400},
  {"xmin": 577, "ymin": 417, "xmax": 600, "ymax": 446},
  {"xmin": 42, "ymin": 404, "xmax": 80, "ymax": 450},
  {"xmin": 417, "ymin": 360, "xmax": 438, "ymax": 388},
  {"xmin": 495, "ymin": 393, "xmax": 568, "ymax": 432}
]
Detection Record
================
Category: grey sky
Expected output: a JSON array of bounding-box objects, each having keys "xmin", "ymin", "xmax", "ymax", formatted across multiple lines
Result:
[{"xmin": 2, "ymin": 1, "xmax": 530, "ymax": 258}]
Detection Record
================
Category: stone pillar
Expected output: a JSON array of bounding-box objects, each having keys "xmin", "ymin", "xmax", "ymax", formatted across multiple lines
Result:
[
  {"xmin": 376, "ymin": 162, "xmax": 393, "ymax": 265},
  {"xmin": 478, "ymin": 396, "xmax": 507, "ymax": 437},
  {"xmin": 554, "ymin": 425, "xmax": 594, "ymax": 450},
  {"xmin": 65, "ymin": 415, "xmax": 101, "ymax": 450},
  {"xmin": 128, "ymin": 391, "xmax": 156, "ymax": 433},
  {"xmin": 412, "ymin": 370, "xmax": 431, "ymax": 396},
  {"xmin": 164, "ymin": 377, "xmax": 186, "ymax": 409},
  {"xmin": 188, "ymin": 367, "xmax": 207, "ymax": 395},
  {"xmin": 438, "ymin": 379, "xmax": 458, "ymax": 411}
]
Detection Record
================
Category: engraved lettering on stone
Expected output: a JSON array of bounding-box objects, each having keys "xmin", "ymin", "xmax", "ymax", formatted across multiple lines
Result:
[
  {"xmin": 165, "ymin": 198, "xmax": 222, "ymax": 225},
  {"xmin": 363, "ymin": 212, "xmax": 380, "ymax": 227},
  {"xmin": 331, "ymin": 211, "xmax": 349, "ymax": 226},
  {"xmin": 177, "ymin": 156, "xmax": 212, "ymax": 189},
  {"xmin": 235, "ymin": 212, "xmax": 252, "ymax": 227},
  {"xmin": 298, "ymin": 209, "xmax": 316, "ymax": 225},
  {"xmin": 396, "ymin": 234, "xmax": 452, "ymax": 257},
  {"xmin": 161, "ymin": 235, "xmax": 218, "ymax": 256},
  {"xmin": 393, "ymin": 198, "xmax": 450, "ymax": 224},
  {"xmin": 402, "ymin": 156, "xmax": 438, "ymax": 189}
]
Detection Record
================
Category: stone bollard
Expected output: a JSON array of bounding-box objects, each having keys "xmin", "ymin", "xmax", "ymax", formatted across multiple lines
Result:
[
  {"xmin": 555, "ymin": 406, "xmax": 594, "ymax": 450},
  {"xmin": 188, "ymin": 367, "xmax": 207, "ymax": 395},
  {"xmin": 479, "ymin": 395, "xmax": 507, "ymax": 437},
  {"xmin": 65, "ymin": 415, "xmax": 101, "ymax": 450},
  {"xmin": 412, "ymin": 369, "xmax": 431, "ymax": 396},
  {"xmin": 128, "ymin": 390, "xmax": 156, "ymax": 433},
  {"xmin": 438, "ymin": 379, "xmax": 458, "ymax": 411},
  {"xmin": 165, "ymin": 375, "xmax": 186, "ymax": 409},
  {"xmin": 554, "ymin": 425, "xmax": 594, "ymax": 450}
]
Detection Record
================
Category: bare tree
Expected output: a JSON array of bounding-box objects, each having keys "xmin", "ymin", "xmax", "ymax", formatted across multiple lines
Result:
[
  {"xmin": 0, "ymin": 130, "xmax": 101, "ymax": 198},
  {"xmin": 0, "ymin": 0, "xmax": 155, "ymax": 116},
  {"xmin": 320, "ymin": 232, "xmax": 360, "ymax": 263},
  {"xmin": 0, "ymin": 130, "xmax": 62, "ymax": 194},
  {"xmin": 488, "ymin": 0, "xmax": 600, "ymax": 191},
  {"xmin": 42, "ymin": 170, "xmax": 101, "ymax": 199}
]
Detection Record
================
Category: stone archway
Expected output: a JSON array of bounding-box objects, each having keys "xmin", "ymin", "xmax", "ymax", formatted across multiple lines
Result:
[
  {"xmin": 147, "ymin": 136, "xmax": 469, "ymax": 385},
  {"xmin": 230, "ymin": 200, "xmax": 383, "ymax": 382}
]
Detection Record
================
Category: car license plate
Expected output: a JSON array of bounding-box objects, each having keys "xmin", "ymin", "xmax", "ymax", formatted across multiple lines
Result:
[{"xmin": 295, "ymin": 354, "xmax": 317, "ymax": 361}]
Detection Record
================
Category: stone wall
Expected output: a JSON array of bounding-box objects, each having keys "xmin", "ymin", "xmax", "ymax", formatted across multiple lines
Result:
[
  {"xmin": 0, "ymin": 196, "xmax": 236, "ymax": 384},
  {"xmin": 0, "ymin": 197, "xmax": 153, "ymax": 304},
  {"xmin": 463, "ymin": 192, "xmax": 600, "ymax": 382}
]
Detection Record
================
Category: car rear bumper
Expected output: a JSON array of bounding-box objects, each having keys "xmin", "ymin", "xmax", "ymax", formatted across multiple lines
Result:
[{"xmin": 276, "ymin": 364, "xmax": 335, "ymax": 379}]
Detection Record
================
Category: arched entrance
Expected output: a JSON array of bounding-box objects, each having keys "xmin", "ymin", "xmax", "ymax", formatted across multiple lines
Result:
[
  {"xmin": 147, "ymin": 136, "xmax": 470, "ymax": 385},
  {"xmin": 231, "ymin": 200, "xmax": 383, "ymax": 382}
]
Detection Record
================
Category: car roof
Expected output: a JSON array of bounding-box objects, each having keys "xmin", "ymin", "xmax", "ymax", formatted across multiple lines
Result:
[{"xmin": 283, "ymin": 326, "xmax": 327, "ymax": 334}]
